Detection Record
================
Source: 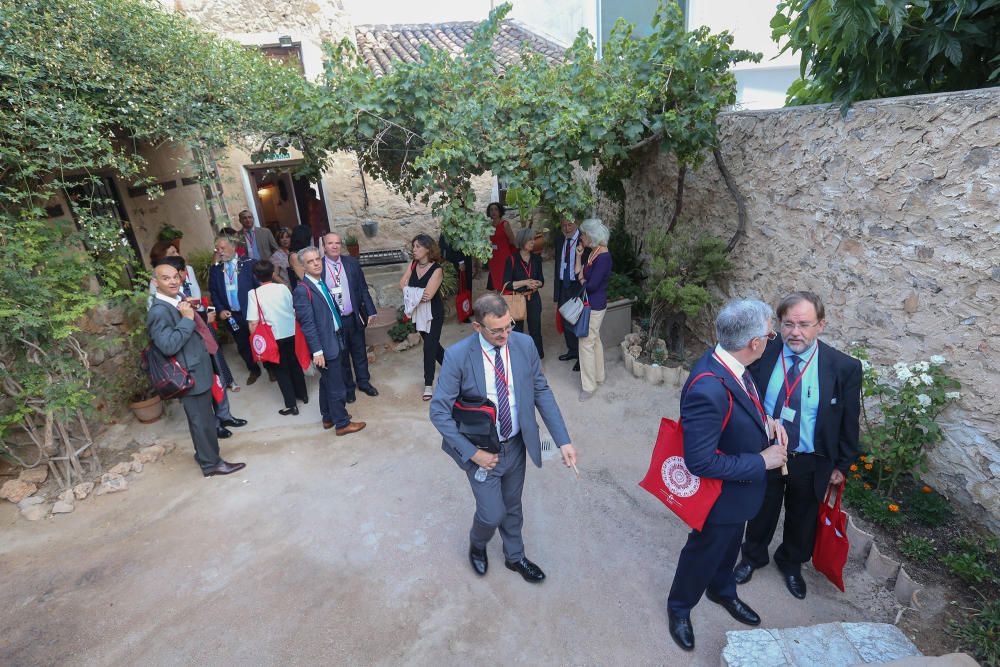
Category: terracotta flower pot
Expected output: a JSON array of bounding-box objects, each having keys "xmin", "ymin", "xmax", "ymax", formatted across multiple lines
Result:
[
  {"xmin": 129, "ymin": 395, "xmax": 164, "ymax": 424},
  {"xmin": 347, "ymin": 243, "xmax": 360, "ymax": 257}
]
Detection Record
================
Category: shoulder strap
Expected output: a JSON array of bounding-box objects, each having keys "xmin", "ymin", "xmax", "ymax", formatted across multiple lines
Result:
[{"xmin": 688, "ymin": 372, "xmax": 733, "ymax": 431}]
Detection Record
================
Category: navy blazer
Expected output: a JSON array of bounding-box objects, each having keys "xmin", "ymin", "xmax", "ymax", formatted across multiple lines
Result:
[
  {"xmin": 292, "ymin": 277, "xmax": 343, "ymax": 360},
  {"xmin": 322, "ymin": 255, "xmax": 377, "ymax": 328},
  {"xmin": 552, "ymin": 235, "xmax": 589, "ymax": 303},
  {"xmin": 680, "ymin": 349, "xmax": 769, "ymax": 525},
  {"xmin": 748, "ymin": 336, "xmax": 862, "ymax": 500},
  {"xmin": 208, "ymin": 258, "xmax": 258, "ymax": 315},
  {"xmin": 430, "ymin": 332, "xmax": 571, "ymax": 471}
]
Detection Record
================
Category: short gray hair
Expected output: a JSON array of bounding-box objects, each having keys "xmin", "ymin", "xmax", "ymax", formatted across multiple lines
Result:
[
  {"xmin": 580, "ymin": 218, "xmax": 609, "ymax": 246},
  {"xmin": 715, "ymin": 299, "xmax": 773, "ymax": 352},
  {"xmin": 473, "ymin": 293, "xmax": 508, "ymax": 323},
  {"xmin": 296, "ymin": 246, "xmax": 321, "ymax": 264},
  {"xmin": 515, "ymin": 227, "xmax": 535, "ymax": 249}
]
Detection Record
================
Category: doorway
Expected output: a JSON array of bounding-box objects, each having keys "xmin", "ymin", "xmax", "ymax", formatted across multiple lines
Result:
[{"xmin": 245, "ymin": 165, "xmax": 329, "ymax": 244}]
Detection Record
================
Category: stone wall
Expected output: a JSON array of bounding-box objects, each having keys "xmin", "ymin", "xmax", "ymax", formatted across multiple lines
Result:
[{"xmin": 604, "ymin": 89, "xmax": 1000, "ymax": 531}]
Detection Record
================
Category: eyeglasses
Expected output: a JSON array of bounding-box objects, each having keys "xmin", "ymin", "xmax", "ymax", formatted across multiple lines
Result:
[
  {"xmin": 780, "ymin": 321, "xmax": 819, "ymax": 332},
  {"xmin": 478, "ymin": 321, "xmax": 515, "ymax": 336},
  {"xmin": 758, "ymin": 330, "xmax": 777, "ymax": 342}
]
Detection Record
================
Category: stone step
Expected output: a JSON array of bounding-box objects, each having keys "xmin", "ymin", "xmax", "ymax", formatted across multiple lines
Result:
[{"xmin": 721, "ymin": 622, "xmax": 921, "ymax": 667}]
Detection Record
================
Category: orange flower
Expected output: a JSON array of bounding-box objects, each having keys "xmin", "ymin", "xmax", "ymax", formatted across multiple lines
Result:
[
  {"xmin": 860, "ymin": 455, "xmax": 868, "ymax": 462},
  {"xmin": 863, "ymin": 483, "xmax": 872, "ymax": 490},
  {"xmin": 850, "ymin": 464, "xmax": 859, "ymax": 472},
  {"xmin": 864, "ymin": 463, "xmax": 874, "ymax": 471},
  {"xmin": 888, "ymin": 504, "xmax": 900, "ymax": 513},
  {"xmin": 853, "ymin": 474, "xmax": 862, "ymax": 480},
  {"xmin": 921, "ymin": 485, "xmax": 933, "ymax": 494}
]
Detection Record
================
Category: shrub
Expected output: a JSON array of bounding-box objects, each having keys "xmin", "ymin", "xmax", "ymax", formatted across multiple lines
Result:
[
  {"xmin": 905, "ymin": 486, "xmax": 953, "ymax": 527},
  {"xmin": 899, "ymin": 536, "xmax": 936, "ymax": 563},
  {"xmin": 388, "ymin": 321, "xmax": 416, "ymax": 343},
  {"xmin": 949, "ymin": 599, "xmax": 1000, "ymax": 667}
]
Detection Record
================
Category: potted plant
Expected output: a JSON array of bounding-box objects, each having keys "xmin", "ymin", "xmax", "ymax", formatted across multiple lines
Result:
[
  {"xmin": 344, "ymin": 233, "xmax": 360, "ymax": 257},
  {"xmin": 157, "ymin": 223, "xmax": 184, "ymax": 252}
]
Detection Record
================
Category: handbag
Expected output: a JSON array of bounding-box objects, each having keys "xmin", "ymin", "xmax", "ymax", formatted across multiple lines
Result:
[
  {"xmin": 498, "ymin": 259, "xmax": 526, "ymax": 321},
  {"xmin": 211, "ymin": 373, "xmax": 225, "ymax": 404},
  {"xmin": 141, "ymin": 344, "xmax": 194, "ymax": 400},
  {"xmin": 558, "ymin": 283, "xmax": 586, "ymax": 325},
  {"xmin": 812, "ymin": 482, "xmax": 849, "ymax": 592},
  {"xmin": 294, "ymin": 321, "xmax": 312, "ymax": 371},
  {"xmin": 451, "ymin": 396, "xmax": 501, "ymax": 454},
  {"xmin": 572, "ymin": 292, "xmax": 591, "ymax": 338},
  {"xmin": 455, "ymin": 267, "xmax": 472, "ymax": 323},
  {"xmin": 250, "ymin": 288, "xmax": 280, "ymax": 364},
  {"xmin": 638, "ymin": 373, "xmax": 731, "ymax": 531}
]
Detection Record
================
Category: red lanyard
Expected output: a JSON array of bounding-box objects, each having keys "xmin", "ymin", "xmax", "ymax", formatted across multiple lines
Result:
[
  {"xmin": 518, "ymin": 255, "xmax": 532, "ymax": 279},
  {"xmin": 780, "ymin": 345, "xmax": 818, "ymax": 407},
  {"xmin": 481, "ymin": 345, "xmax": 511, "ymax": 397},
  {"xmin": 713, "ymin": 352, "xmax": 767, "ymax": 425},
  {"xmin": 326, "ymin": 260, "xmax": 342, "ymax": 285}
]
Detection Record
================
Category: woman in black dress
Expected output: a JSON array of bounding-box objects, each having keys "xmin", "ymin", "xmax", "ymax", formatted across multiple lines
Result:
[
  {"xmin": 399, "ymin": 234, "xmax": 445, "ymax": 400},
  {"xmin": 503, "ymin": 227, "xmax": 545, "ymax": 359}
]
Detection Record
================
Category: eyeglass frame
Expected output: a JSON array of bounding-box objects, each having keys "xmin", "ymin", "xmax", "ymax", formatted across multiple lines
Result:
[
  {"xmin": 780, "ymin": 320, "xmax": 820, "ymax": 332},
  {"xmin": 476, "ymin": 320, "xmax": 515, "ymax": 336}
]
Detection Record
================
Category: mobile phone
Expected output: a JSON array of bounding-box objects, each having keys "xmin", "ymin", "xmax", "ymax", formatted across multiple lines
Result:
[{"xmin": 206, "ymin": 306, "xmax": 216, "ymax": 313}]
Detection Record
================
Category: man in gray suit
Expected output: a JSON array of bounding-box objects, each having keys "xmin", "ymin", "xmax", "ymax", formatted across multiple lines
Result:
[
  {"xmin": 430, "ymin": 293, "xmax": 578, "ymax": 582},
  {"xmin": 238, "ymin": 209, "xmax": 279, "ymax": 261},
  {"xmin": 147, "ymin": 260, "xmax": 246, "ymax": 477}
]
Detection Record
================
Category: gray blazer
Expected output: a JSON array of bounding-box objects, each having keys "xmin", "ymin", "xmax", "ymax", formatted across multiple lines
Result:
[
  {"xmin": 147, "ymin": 299, "xmax": 213, "ymax": 396},
  {"xmin": 430, "ymin": 331, "xmax": 571, "ymax": 471},
  {"xmin": 247, "ymin": 226, "xmax": 279, "ymax": 262}
]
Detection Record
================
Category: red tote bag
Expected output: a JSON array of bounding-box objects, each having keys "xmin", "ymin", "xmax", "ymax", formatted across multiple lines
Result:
[
  {"xmin": 638, "ymin": 373, "xmax": 731, "ymax": 532},
  {"xmin": 294, "ymin": 322, "xmax": 311, "ymax": 370},
  {"xmin": 813, "ymin": 482, "xmax": 849, "ymax": 592},
  {"xmin": 455, "ymin": 268, "xmax": 472, "ymax": 323},
  {"xmin": 249, "ymin": 289, "xmax": 280, "ymax": 364}
]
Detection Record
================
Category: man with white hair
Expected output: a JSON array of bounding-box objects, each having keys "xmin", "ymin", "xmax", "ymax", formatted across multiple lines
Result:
[{"xmin": 665, "ymin": 299, "xmax": 788, "ymax": 652}]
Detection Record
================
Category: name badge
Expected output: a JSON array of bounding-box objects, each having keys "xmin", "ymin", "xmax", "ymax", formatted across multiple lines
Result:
[
  {"xmin": 329, "ymin": 286, "xmax": 343, "ymax": 295},
  {"xmin": 780, "ymin": 406, "xmax": 797, "ymax": 423},
  {"xmin": 491, "ymin": 244, "xmax": 498, "ymax": 251}
]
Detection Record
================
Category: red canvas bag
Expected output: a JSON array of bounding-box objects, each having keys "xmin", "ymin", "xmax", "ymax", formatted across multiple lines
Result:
[
  {"xmin": 813, "ymin": 482, "xmax": 849, "ymax": 592},
  {"xmin": 249, "ymin": 289, "xmax": 280, "ymax": 364},
  {"xmin": 455, "ymin": 267, "xmax": 472, "ymax": 323},
  {"xmin": 294, "ymin": 322, "xmax": 311, "ymax": 370},
  {"xmin": 638, "ymin": 373, "xmax": 731, "ymax": 532},
  {"xmin": 211, "ymin": 373, "xmax": 225, "ymax": 403}
]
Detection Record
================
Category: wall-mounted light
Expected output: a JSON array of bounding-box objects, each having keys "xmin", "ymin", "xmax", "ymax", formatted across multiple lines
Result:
[
  {"xmin": 258, "ymin": 186, "xmax": 270, "ymax": 197},
  {"xmin": 278, "ymin": 35, "xmax": 293, "ymax": 47}
]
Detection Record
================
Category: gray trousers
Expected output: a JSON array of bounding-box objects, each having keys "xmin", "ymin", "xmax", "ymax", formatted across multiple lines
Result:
[
  {"xmin": 465, "ymin": 433, "xmax": 527, "ymax": 562},
  {"xmin": 180, "ymin": 390, "xmax": 222, "ymax": 472}
]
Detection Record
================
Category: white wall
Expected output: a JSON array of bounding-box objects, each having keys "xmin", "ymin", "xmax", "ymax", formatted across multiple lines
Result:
[{"xmin": 510, "ymin": 0, "xmax": 595, "ymax": 47}]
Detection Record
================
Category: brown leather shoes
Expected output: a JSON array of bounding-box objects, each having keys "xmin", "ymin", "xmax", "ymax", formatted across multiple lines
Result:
[
  {"xmin": 203, "ymin": 460, "xmax": 246, "ymax": 477},
  {"xmin": 335, "ymin": 421, "xmax": 366, "ymax": 436}
]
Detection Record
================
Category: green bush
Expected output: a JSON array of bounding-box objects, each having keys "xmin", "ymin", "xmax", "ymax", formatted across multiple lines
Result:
[
  {"xmin": 607, "ymin": 273, "xmax": 642, "ymax": 303},
  {"xmin": 899, "ymin": 536, "xmax": 936, "ymax": 563},
  {"xmin": 950, "ymin": 599, "xmax": 1000, "ymax": 667},
  {"xmin": 388, "ymin": 321, "xmax": 417, "ymax": 343},
  {"xmin": 943, "ymin": 535, "xmax": 998, "ymax": 586},
  {"xmin": 905, "ymin": 486, "xmax": 953, "ymax": 527}
]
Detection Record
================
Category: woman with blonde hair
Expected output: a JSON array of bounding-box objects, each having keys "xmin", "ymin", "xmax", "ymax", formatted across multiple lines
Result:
[{"xmin": 574, "ymin": 218, "xmax": 612, "ymax": 401}]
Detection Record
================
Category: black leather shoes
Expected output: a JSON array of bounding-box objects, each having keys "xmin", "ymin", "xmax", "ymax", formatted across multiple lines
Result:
[
  {"xmin": 203, "ymin": 460, "xmax": 246, "ymax": 477},
  {"xmin": 279, "ymin": 407, "xmax": 299, "ymax": 416},
  {"xmin": 216, "ymin": 426, "xmax": 232, "ymax": 439},
  {"xmin": 705, "ymin": 590, "xmax": 761, "ymax": 626},
  {"xmin": 299, "ymin": 395, "xmax": 309, "ymax": 404},
  {"xmin": 668, "ymin": 611, "xmax": 695, "ymax": 651},
  {"xmin": 572, "ymin": 362, "xmax": 580, "ymax": 372},
  {"xmin": 733, "ymin": 559, "xmax": 756, "ymax": 585},
  {"xmin": 469, "ymin": 545, "xmax": 488, "ymax": 576},
  {"xmin": 221, "ymin": 418, "xmax": 247, "ymax": 428},
  {"xmin": 558, "ymin": 352, "xmax": 578, "ymax": 361},
  {"xmin": 359, "ymin": 385, "xmax": 379, "ymax": 397},
  {"xmin": 784, "ymin": 572, "xmax": 807, "ymax": 599},
  {"xmin": 346, "ymin": 391, "xmax": 357, "ymax": 404},
  {"xmin": 505, "ymin": 557, "xmax": 545, "ymax": 582}
]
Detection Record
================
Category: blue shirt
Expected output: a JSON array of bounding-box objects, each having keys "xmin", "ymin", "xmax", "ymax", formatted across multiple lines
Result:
[{"xmin": 763, "ymin": 342, "xmax": 820, "ymax": 453}]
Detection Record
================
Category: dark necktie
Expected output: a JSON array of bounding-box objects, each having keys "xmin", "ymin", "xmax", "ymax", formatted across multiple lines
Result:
[
  {"xmin": 742, "ymin": 369, "xmax": 760, "ymax": 404},
  {"xmin": 494, "ymin": 346, "xmax": 512, "ymax": 441},
  {"xmin": 773, "ymin": 355, "xmax": 802, "ymax": 452}
]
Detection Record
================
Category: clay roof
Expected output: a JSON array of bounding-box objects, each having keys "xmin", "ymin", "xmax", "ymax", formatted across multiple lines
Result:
[{"xmin": 354, "ymin": 20, "xmax": 566, "ymax": 77}]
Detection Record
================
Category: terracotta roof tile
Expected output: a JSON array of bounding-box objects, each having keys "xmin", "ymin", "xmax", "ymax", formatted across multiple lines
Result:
[{"xmin": 355, "ymin": 20, "xmax": 566, "ymax": 77}]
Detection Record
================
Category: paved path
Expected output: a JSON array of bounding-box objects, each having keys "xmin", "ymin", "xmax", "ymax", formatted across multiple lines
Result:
[{"xmin": 0, "ymin": 275, "xmax": 893, "ymax": 665}]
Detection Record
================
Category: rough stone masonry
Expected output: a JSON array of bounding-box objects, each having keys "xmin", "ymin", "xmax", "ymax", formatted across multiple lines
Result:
[{"xmin": 602, "ymin": 88, "xmax": 1000, "ymax": 532}]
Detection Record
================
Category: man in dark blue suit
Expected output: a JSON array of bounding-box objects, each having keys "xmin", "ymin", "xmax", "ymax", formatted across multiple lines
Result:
[
  {"xmin": 734, "ymin": 291, "xmax": 862, "ymax": 600},
  {"xmin": 666, "ymin": 299, "xmax": 789, "ymax": 652},
  {"xmin": 293, "ymin": 246, "xmax": 366, "ymax": 436},
  {"xmin": 208, "ymin": 236, "xmax": 261, "ymax": 385},
  {"xmin": 321, "ymin": 233, "xmax": 379, "ymax": 403}
]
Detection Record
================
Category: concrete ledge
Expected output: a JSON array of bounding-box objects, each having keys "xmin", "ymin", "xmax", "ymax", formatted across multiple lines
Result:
[{"xmin": 722, "ymin": 622, "xmax": 921, "ymax": 667}]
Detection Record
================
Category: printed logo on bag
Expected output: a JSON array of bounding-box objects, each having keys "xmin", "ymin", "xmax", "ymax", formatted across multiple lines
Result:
[
  {"xmin": 661, "ymin": 456, "xmax": 700, "ymax": 497},
  {"xmin": 461, "ymin": 297, "xmax": 470, "ymax": 311},
  {"xmin": 252, "ymin": 334, "xmax": 267, "ymax": 355}
]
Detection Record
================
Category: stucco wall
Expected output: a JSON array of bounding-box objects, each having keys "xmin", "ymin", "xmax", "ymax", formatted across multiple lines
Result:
[{"xmin": 604, "ymin": 88, "xmax": 1000, "ymax": 531}]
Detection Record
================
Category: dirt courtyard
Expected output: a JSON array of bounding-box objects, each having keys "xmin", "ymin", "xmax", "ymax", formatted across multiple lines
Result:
[{"xmin": 0, "ymin": 297, "xmax": 896, "ymax": 666}]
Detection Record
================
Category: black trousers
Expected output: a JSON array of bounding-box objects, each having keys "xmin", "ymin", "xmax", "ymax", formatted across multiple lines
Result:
[
  {"xmin": 514, "ymin": 292, "xmax": 543, "ymax": 359},
  {"xmin": 741, "ymin": 453, "xmax": 821, "ymax": 575},
  {"xmin": 339, "ymin": 314, "xmax": 372, "ymax": 393},
  {"xmin": 668, "ymin": 521, "xmax": 744, "ymax": 615},
  {"xmin": 225, "ymin": 311, "xmax": 260, "ymax": 376},
  {"xmin": 419, "ymin": 320, "xmax": 444, "ymax": 386},
  {"xmin": 179, "ymin": 390, "xmax": 222, "ymax": 473},
  {"xmin": 265, "ymin": 335, "xmax": 308, "ymax": 409}
]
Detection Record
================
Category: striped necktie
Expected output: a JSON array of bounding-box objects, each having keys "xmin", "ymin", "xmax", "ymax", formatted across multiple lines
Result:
[{"xmin": 494, "ymin": 346, "xmax": 512, "ymax": 440}]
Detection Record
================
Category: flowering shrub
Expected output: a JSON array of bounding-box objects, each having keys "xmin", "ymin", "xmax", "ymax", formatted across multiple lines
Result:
[{"xmin": 851, "ymin": 348, "xmax": 961, "ymax": 495}]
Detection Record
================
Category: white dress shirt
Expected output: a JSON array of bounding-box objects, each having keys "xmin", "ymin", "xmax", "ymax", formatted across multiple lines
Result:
[{"xmin": 479, "ymin": 334, "xmax": 519, "ymax": 439}]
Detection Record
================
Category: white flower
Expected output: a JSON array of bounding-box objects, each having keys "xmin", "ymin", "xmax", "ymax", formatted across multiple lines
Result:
[
  {"xmin": 945, "ymin": 391, "xmax": 961, "ymax": 400},
  {"xmin": 915, "ymin": 407, "xmax": 926, "ymax": 415},
  {"xmin": 908, "ymin": 375, "xmax": 921, "ymax": 387},
  {"xmin": 913, "ymin": 361, "xmax": 930, "ymax": 372},
  {"xmin": 917, "ymin": 394, "xmax": 932, "ymax": 407},
  {"xmin": 930, "ymin": 355, "xmax": 945, "ymax": 365},
  {"xmin": 920, "ymin": 373, "xmax": 934, "ymax": 386},
  {"xmin": 860, "ymin": 359, "xmax": 871, "ymax": 372},
  {"xmin": 896, "ymin": 366, "xmax": 913, "ymax": 382}
]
